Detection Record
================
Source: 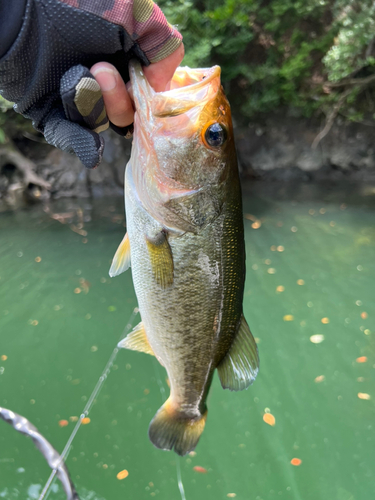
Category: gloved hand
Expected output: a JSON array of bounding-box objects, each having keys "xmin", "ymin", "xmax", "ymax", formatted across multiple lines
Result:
[{"xmin": 0, "ymin": 0, "xmax": 182, "ymax": 169}]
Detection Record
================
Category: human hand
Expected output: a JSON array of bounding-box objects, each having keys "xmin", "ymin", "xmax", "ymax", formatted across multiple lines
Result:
[
  {"xmin": 91, "ymin": 43, "xmax": 185, "ymax": 129},
  {"xmin": 0, "ymin": 0, "xmax": 183, "ymax": 169}
]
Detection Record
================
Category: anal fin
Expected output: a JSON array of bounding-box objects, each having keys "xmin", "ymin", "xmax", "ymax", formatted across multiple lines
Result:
[
  {"xmin": 118, "ymin": 321, "xmax": 155, "ymax": 356},
  {"xmin": 109, "ymin": 232, "xmax": 131, "ymax": 277},
  {"xmin": 146, "ymin": 231, "xmax": 174, "ymax": 288},
  {"xmin": 217, "ymin": 315, "xmax": 259, "ymax": 391}
]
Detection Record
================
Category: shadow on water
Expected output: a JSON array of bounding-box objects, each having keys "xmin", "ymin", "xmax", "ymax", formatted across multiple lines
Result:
[{"xmin": 0, "ymin": 180, "xmax": 374, "ymax": 499}]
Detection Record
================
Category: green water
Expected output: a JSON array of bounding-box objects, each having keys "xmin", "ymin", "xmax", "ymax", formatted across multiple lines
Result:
[{"xmin": 0, "ymin": 181, "xmax": 374, "ymax": 500}]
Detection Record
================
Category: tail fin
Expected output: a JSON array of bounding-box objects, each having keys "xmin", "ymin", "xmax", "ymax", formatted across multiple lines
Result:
[{"xmin": 148, "ymin": 398, "xmax": 207, "ymax": 456}]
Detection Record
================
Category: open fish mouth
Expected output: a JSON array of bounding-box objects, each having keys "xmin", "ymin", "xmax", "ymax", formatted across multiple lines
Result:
[{"xmin": 129, "ymin": 60, "xmax": 221, "ymax": 125}]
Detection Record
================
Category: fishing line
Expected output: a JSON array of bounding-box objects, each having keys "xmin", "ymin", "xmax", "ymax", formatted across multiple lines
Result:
[
  {"xmin": 38, "ymin": 307, "xmax": 139, "ymax": 500},
  {"xmin": 153, "ymin": 359, "xmax": 187, "ymax": 500}
]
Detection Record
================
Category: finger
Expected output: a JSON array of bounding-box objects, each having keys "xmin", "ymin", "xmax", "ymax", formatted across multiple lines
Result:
[
  {"xmin": 91, "ymin": 62, "xmax": 134, "ymax": 127},
  {"xmin": 143, "ymin": 43, "xmax": 185, "ymax": 92},
  {"xmin": 44, "ymin": 108, "xmax": 104, "ymax": 169}
]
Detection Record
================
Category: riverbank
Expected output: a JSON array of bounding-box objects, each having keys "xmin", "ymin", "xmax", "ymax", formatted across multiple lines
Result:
[{"xmin": 1, "ymin": 115, "xmax": 374, "ymax": 211}]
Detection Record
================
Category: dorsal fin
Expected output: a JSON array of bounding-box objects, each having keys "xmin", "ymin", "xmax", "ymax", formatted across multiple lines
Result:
[{"xmin": 217, "ymin": 315, "xmax": 259, "ymax": 391}]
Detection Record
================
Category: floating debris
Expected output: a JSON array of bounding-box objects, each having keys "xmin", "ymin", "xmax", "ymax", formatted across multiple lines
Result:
[
  {"xmin": 297, "ymin": 279, "xmax": 305, "ymax": 286},
  {"xmin": 81, "ymin": 417, "xmax": 91, "ymax": 425},
  {"xmin": 264, "ymin": 259, "xmax": 271, "ymax": 265},
  {"xmin": 189, "ymin": 451, "xmax": 197, "ymax": 457},
  {"xmin": 291, "ymin": 458, "xmax": 302, "ymax": 466},
  {"xmin": 291, "ymin": 226, "xmax": 298, "ymax": 232},
  {"xmin": 252, "ymin": 221, "xmax": 261, "ymax": 229},
  {"xmin": 263, "ymin": 413, "xmax": 276, "ymax": 426},
  {"xmin": 35, "ymin": 256, "xmax": 42, "ymax": 263},
  {"xmin": 74, "ymin": 288, "xmax": 81, "ymax": 294},
  {"xmin": 227, "ymin": 494, "xmax": 237, "ymax": 498},
  {"xmin": 283, "ymin": 315, "xmax": 294, "ymax": 321},
  {"xmin": 321, "ymin": 317, "xmax": 330, "ymax": 324},
  {"xmin": 308, "ymin": 209, "xmax": 315, "ymax": 215},
  {"xmin": 58, "ymin": 420, "xmax": 69, "ymax": 427},
  {"xmin": 361, "ymin": 312, "xmax": 368, "ymax": 319},
  {"xmin": 276, "ymin": 286, "xmax": 285, "ymax": 293},
  {"xmin": 69, "ymin": 416, "xmax": 78, "ymax": 422},
  {"xmin": 314, "ymin": 375, "xmax": 325, "ymax": 383},
  {"xmin": 277, "ymin": 246, "xmax": 284, "ymax": 252},
  {"xmin": 267, "ymin": 268, "xmax": 276, "ymax": 274},
  {"xmin": 91, "ymin": 346, "xmax": 98, "ymax": 352},
  {"xmin": 356, "ymin": 356, "xmax": 367, "ymax": 363},
  {"xmin": 358, "ymin": 393, "xmax": 371, "ymax": 400},
  {"xmin": 270, "ymin": 245, "xmax": 276, "ymax": 251},
  {"xmin": 193, "ymin": 466, "xmax": 208, "ymax": 473},
  {"xmin": 0, "ymin": 355, "xmax": 7, "ymax": 361},
  {"xmin": 355, "ymin": 300, "xmax": 362, "ymax": 306},
  {"xmin": 144, "ymin": 388, "xmax": 150, "ymax": 395},
  {"xmin": 319, "ymin": 208, "xmax": 326, "ymax": 214},
  {"xmin": 329, "ymin": 221, "xmax": 336, "ymax": 227},
  {"xmin": 117, "ymin": 469, "xmax": 129, "ymax": 480},
  {"xmin": 364, "ymin": 329, "xmax": 371, "ymax": 335},
  {"xmin": 310, "ymin": 334, "xmax": 324, "ymax": 344}
]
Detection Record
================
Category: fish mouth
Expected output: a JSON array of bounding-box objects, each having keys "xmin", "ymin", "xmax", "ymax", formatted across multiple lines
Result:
[{"xmin": 129, "ymin": 60, "xmax": 221, "ymax": 124}]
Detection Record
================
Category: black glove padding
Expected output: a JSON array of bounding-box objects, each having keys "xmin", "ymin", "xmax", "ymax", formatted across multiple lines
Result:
[{"xmin": 0, "ymin": 0, "xmax": 147, "ymax": 168}]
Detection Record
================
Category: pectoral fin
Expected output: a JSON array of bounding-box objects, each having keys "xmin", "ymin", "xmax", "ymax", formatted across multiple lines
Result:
[
  {"xmin": 217, "ymin": 315, "xmax": 259, "ymax": 391},
  {"xmin": 109, "ymin": 233, "xmax": 131, "ymax": 277},
  {"xmin": 117, "ymin": 321, "xmax": 155, "ymax": 356},
  {"xmin": 146, "ymin": 232, "xmax": 174, "ymax": 288}
]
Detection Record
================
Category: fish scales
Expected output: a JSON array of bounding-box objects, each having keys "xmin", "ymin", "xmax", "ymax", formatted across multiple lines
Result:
[{"xmin": 111, "ymin": 61, "xmax": 259, "ymax": 456}]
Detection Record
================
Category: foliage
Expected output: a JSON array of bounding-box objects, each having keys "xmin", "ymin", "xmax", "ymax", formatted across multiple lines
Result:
[
  {"xmin": 159, "ymin": 0, "xmax": 375, "ymax": 123},
  {"xmin": 1, "ymin": 0, "xmax": 374, "ymax": 133}
]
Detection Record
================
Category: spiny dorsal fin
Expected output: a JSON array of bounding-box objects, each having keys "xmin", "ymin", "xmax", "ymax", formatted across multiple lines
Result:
[
  {"xmin": 146, "ymin": 232, "xmax": 174, "ymax": 288},
  {"xmin": 117, "ymin": 321, "xmax": 155, "ymax": 356},
  {"xmin": 217, "ymin": 315, "xmax": 259, "ymax": 391},
  {"xmin": 109, "ymin": 232, "xmax": 131, "ymax": 277}
]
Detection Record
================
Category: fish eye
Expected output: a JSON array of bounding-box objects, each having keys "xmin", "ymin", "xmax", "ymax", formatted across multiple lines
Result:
[{"xmin": 203, "ymin": 122, "xmax": 226, "ymax": 148}]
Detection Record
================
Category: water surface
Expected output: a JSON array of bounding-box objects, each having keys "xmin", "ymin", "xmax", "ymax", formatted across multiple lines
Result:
[{"xmin": 0, "ymin": 181, "xmax": 374, "ymax": 499}]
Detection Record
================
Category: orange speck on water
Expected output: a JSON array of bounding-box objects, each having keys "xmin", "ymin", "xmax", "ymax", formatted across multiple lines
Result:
[
  {"xmin": 361, "ymin": 312, "xmax": 368, "ymax": 319},
  {"xmin": 276, "ymin": 286, "xmax": 285, "ymax": 293},
  {"xmin": 58, "ymin": 420, "xmax": 69, "ymax": 427},
  {"xmin": 321, "ymin": 317, "xmax": 330, "ymax": 324},
  {"xmin": 291, "ymin": 458, "xmax": 302, "ymax": 466},
  {"xmin": 1, "ymin": 355, "xmax": 7, "ymax": 361},
  {"xmin": 263, "ymin": 413, "xmax": 276, "ymax": 426},
  {"xmin": 251, "ymin": 221, "xmax": 261, "ymax": 229},
  {"xmin": 358, "ymin": 393, "xmax": 371, "ymax": 400},
  {"xmin": 356, "ymin": 356, "xmax": 367, "ymax": 363},
  {"xmin": 314, "ymin": 375, "xmax": 325, "ymax": 383},
  {"xmin": 82, "ymin": 417, "xmax": 91, "ymax": 424},
  {"xmin": 193, "ymin": 466, "xmax": 208, "ymax": 474},
  {"xmin": 117, "ymin": 469, "xmax": 129, "ymax": 480},
  {"xmin": 283, "ymin": 315, "xmax": 294, "ymax": 321},
  {"xmin": 35, "ymin": 256, "xmax": 42, "ymax": 263}
]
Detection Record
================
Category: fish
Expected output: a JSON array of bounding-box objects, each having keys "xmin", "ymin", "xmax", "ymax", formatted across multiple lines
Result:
[{"xmin": 110, "ymin": 60, "xmax": 259, "ymax": 456}]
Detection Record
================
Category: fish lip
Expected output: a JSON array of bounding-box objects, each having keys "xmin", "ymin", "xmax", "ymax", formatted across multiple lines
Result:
[{"xmin": 129, "ymin": 60, "xmax": 221, "ymax": 121}]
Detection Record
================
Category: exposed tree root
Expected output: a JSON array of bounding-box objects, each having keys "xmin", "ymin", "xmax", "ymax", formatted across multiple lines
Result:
[{"xmin": 0, "ymin": 141, "xmax": 51, "ymax": 190}]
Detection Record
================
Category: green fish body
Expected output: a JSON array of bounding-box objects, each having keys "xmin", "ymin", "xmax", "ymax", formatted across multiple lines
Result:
[{"xmin": 110, "ymin": 61, "xmax": 259, "ymax": 456}]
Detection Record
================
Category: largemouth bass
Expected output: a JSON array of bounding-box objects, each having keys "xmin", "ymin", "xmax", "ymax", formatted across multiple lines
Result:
[{"xmin": 110, "ymin": 60, "xmax": 259, "ymax": 456}]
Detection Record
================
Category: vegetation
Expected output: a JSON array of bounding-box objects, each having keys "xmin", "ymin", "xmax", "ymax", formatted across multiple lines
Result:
[
  {"xmin": 160, "ymin": 0, "xmax": 375, "ymax": 136},
  {"xmin": 1, "ymin": 1, "xmax": 375, "ymax": 143}
]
